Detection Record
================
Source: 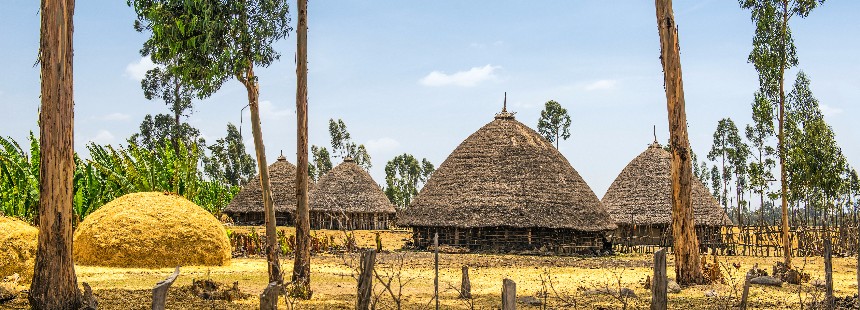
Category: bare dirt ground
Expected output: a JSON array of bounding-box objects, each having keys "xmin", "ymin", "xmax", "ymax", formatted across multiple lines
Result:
[{"xmin": 2, "ymin": 229, "xmax": 858, "ymax": 309}]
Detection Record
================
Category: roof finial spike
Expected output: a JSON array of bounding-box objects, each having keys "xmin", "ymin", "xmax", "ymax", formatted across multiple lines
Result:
[
  {"xmin": 502, "ymin": 92, "xmax": 507, "ymax": 113},
  {"xmin": 653, "ymin": 125, "xmax": 657, "ymax": 144}
]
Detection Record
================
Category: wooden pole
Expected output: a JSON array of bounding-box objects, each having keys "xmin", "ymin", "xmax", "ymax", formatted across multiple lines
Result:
[
  {"xmin": 654, "ymin": 0, "xmax": 705, "ymax": 285},
  {"xmin": 292, "ymin": 0, "xmax": 311, "ymax": 297},
  {"xmin": 460, "ymin": 266, "xmax": 472, "ymax": 299},
  {"xmin": 824, "ymin": 239, "xmax": 834, "ymax": 310},
  {"xmin": 651, "ymin": 248, "xmax": 667, "ymax": 310},
  {"xmin": 259, "ymin": 282, "xmax": 280, "ymax": 310},
  {"xmin": 434, "ymin": 233, "xmax": 440, "ymax": 310},
  {"xmin": 151, "ymin": 267, "xmax": 180, "ymax": 310},
  {"xmin": 502, "ymin": 278, "xmax": 516, "ymax": 310},
  {"xmin": 740, "ymin": 269, "xmax": 751, "ymax": 310},
  {"xmin": 356, "ymin": 250, "xmax": 376, "ymax": 310}
]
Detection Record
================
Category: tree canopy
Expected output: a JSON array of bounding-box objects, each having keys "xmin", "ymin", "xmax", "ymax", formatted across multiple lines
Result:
[{"xmin": 536, "ymin": 100, "xmax": 572, "ymax": 148}]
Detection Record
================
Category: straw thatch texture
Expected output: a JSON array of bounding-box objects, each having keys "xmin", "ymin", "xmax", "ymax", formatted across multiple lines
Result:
[
  {"xmin": 399, "ymin": 115, "xmax": 616, "ymax": 232},
  {"xmin": 74, "ymin": 192, "xmax": 231, "ymax": 268},
  {"xmin": 310, "ymin": 159, "xmax": 395, "ymax": 214},
  {"xmin": 601, "ymin": 142, "xmax": 732, "ymax": 227},
  {"xmin": 0, "ymin": 216, "xmax": 37, "ymax": 282},
  {"xmin": 223, "ymin": 156, "xmax": 310, "ymax": 225}
]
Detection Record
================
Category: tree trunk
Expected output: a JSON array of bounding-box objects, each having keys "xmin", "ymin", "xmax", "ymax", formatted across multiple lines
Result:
[
  {"xmin": 651, "ymin": 248, "xmax": 667, "ymax": 310},
  {"xmin": 244, "ymin": 67, "xmax": 282, "ymax": 285},
  {"xmin": 655, "ymin": 0, "xmax": 705, "ymax": 285},
  {"xmin": 778, "ymin": 0, "xmax": 792, "ymax": 269},
  {"xmin": 29, "ymin": 1, "xmax": 81, "ymax": 309},
  {"xmin": 292, "ymin": 0, "xmax": 312, "ymax": 298}
]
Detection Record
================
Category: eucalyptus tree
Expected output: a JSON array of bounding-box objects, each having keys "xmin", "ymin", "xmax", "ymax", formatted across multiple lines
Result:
[
  {"xmin": 203, "ymin": 123, "xmax": 256, "ymax": 186},
  {"xmin": 739, "ymin": 0, "xmax": 825, "ymax": 267},
  {"xmin": 727, "ymin": 130, "xmax": 751, "ymax": 226},
  {"xmin": 127, "ymin": 113, "xmax": 203, "ymax": 151},
  {"xmin": 537, "ymin": 100, "xmax": 572, "ymax": 149},
  {"xmin": 140, "ymin": 65, "xmax": 198, "ymax": 154},
  {"xmin": 30, "ymin": 0, "xmax": 81, "ymax": 308},
  {"xmin": 129, "ymin": 0, "xmax": 292, "ymax": 285},
  {"xmin": 708, "ymin": 118, "xmax": 738, "ymax": 213},
  {"xmin": 308, "ymin": 145, "xmax": 333, "ymax": 182},
  {"xmin": 328, "ymin": 118, "xmax": 371, "ymax": 170},
  {"xmin": 745, "ymin": 92, "xmax": 777, "ymax": 224},
  {"xmin": 384, "ymin": 154, "xmax": 434, "ymax": 209}
]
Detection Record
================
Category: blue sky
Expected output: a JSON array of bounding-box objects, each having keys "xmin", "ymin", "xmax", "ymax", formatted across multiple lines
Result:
[{"xmin": 1, "ymin": 1, "xmax": 857, "ymax": 197}]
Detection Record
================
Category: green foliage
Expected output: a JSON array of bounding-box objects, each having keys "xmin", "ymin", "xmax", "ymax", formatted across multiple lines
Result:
[
  {"xmin": 309, "ymin": 145, "xmax": 332, "ymax": 182},
  {"xmin": 708, "ymin": 118, "xmax": 739, "ymax": 208},
  {"xmin": 0, "ymin": 132, "xmax": 40, "ymax": 221},
  {"xmin": 746, "ymin": 92, "xmax": 777, "ymax": 210},
  {"xmin": 384, "ymin": 154, "xmax": 434, "ymax": 209},
  {"xmin": 327, "ymin": 118, "xmax": 371, "ymax": 170},
  {"xmin": 204, "ymin": 123, "xmax": 256, "ymax": 186},
  {"xmin": 128, "ymin": 113, "xmax": 204, "ymax": 151},
  {"xmin": 536, "ymin": 100, "xmax": 572, "ymax": 148},
  {"xmin": 129, "ymin": 0, "xmax": 292, "ymax": 96}
]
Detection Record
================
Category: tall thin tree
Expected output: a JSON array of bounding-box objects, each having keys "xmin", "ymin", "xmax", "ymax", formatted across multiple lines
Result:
[
  {"xmin": 739, "ymin": 0, "xmax": 825, "ymax": 268},
  {"xmin": 29, "ymin": 0, "xmax": 82, "ymax": 308},
  {"xmin": 292, "ymin": 0, "xmax": 312, "ymax": 299},
  {"xmin": 655, "ymin": 0, "xmax": 706, "ymax": 285}
]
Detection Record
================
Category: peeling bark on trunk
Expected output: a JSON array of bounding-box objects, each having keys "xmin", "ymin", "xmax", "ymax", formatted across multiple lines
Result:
[
  {"xmin": 292, "ymin": 0, "xmax": 312, "ymax": 297},
  {"xmin": 29, "ymin": 0, "xmax": 82, "ymax": 309},
  {"xmin": 243, "ymin": 67, "xmax": 282, "ymax": 285},
  {"xmin": 655, "ymin": 0, "xmax": 706, "ymax": 285}
]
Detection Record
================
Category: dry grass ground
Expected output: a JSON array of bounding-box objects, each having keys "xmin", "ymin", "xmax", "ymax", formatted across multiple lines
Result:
[{"xmin": 2, "ymin": 229, "xmax": 858, "ymax": 309}]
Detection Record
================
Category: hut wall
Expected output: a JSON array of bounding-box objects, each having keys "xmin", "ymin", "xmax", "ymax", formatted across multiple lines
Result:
[
  {"xmin": 613, "ymin": 224, "xmax": 725, "ymax": 252},
  {"xmin": 411, "ymin": 226, "xmax": 609, "ymax": 255},
  {"xmin": 309, "ymin": 211, "xmax": 392, "ymax": 230},
  {"xmin": 228, "ymin": 212, "xmax": 295, "ymax": 227}
]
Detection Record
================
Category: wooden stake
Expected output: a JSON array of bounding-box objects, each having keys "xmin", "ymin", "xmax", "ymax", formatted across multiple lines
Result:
[
  {"xmin": 434, "ymin": 233, "xmax": 440, "ymax": 310},
  {"xmin": 824, "ymin": 239, "xmax": 834, "ymax": 310},
  {"xmin": 356, "ymin": 250, "xmax": 376, "ymax": 310},
  {"xmin": 151, "ymin": 267, "xmax": 180, "ymax": 310},
  {"xmin": 460, "ymin": 266, "xmax": 472, "ymax": 299},
  {"xmin": 740, "ymin": 269, "xmax": 751, "ymax": 310},
  {"xmin": 502, "ymin": 278, "xmax": 516, "ymax": 310},
  {"xmin": 651, "ymin": 248, "xmax": 667, "ymax": 310},
  {"xmin": 259, "ymin": 282, "xmax": 280, "ymax": 310}
]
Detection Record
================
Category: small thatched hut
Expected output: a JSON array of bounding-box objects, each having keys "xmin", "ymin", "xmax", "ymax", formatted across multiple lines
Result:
[
  {"xmin": 398, "ymin": 109, "xmax": 617, "ymax": 255},
  {"xmin": 601, "ymin": 142, "xmax": 732, "ymax": 250},
  {"xmin": 223, "ymin": 155, "xmax": 307, "ymax": 225},
  {"xmin": 309, "ymin": 158, "xmax": 396, "ymax": 230}
]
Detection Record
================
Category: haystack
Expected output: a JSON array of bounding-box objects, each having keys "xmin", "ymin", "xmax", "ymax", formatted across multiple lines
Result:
[
  {"xmin": 74, "ymin": 192, "xmax": 231, "ymax": 268},
  {"xmin": 309, "ymin": 158, "xmax": 396, "ymax": 230},
  {"xmin": 398, "ymin": 108, "xmax": 616, "ymax": 255},
  {"xmin": 601, "ymin": 142, "xmax": 732, "ymax": 249},
  {"xmin": 223, "ymin": 155, "xmax": 312, "ymax": 225},
  {"xmin": 0, "ymin": 217, "xmax": 37, "ymax": 282}
]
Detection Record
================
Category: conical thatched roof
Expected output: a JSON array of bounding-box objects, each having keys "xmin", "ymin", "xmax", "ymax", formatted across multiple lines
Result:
[
  {"xmin": 310, "ymin": 158, "xmax": 396, "ymax": 214},
  {"xmin": 601, "ymin": 142, "xmax": 732, "ymax": 226},
  {"xmin": 224, "ymin": 155, "xmax": 307, "ymax": 215},
  {"xmin": 398, "ymin": 112, "xmax": 616, "ymax": 231}
]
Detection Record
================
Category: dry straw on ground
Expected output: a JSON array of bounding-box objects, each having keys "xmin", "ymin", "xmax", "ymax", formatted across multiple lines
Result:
[
  {"xmin": 0, "ymin": 216, "xmax": 38, "ymax": 282},
  {"xmin": 73, "ymin": 192, "xmax": 231, "ymax": 268}
]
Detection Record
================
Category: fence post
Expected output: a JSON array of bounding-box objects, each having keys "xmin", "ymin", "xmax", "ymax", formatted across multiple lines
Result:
[
  {"xmin": 434, "ymin": 233, "xmax": 439, "ymax": 310},
  {"xmin": 502, "ymin": 278, "xmax": 516, "ymax": 310},
  {"xmin": 740, "ymin": 268, "xmax": 752, "ymax": 310},
  {"xmin": 460, "ymin": 266, "xmax": 472, "ymax": 299},
  {"xmin": 856, "ymin": 223, "xmax": 859, "ymax": 310},
  {"xmin": 824, "ymin": 239, "xmax": 834, "ymax": 310},
  {"xmin": 81, "ymin": 282, "xmax": 98, "ymax": 310},
  {"xmin": 151, "ymin": 266, "xmax": 179, "ymax": 310},
  {"xmin": 357, "ymin": 249, "xmax": 377, "ymax": 310},
  {"xmin": 259, "ymin": 282, "xmax": 280, "ymax": 310},
  {"xmin": 651, "ymin": 248, "xmax": 667, "ymax": 310}
]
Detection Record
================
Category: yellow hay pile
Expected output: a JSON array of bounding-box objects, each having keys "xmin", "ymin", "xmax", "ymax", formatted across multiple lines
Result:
[
  {"xmin": 0, "ymin": 216, "xmax": 38, "ymax": 282},
  {"xmin": 74, "ymin": 192, "xmax": 231, "ymax": 268}
]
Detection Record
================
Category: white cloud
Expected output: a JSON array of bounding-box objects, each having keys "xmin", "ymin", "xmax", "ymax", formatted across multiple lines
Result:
[
  {"xmin": 419, "ymin": 64, "xmax": 500, "ymax": 87},
  {"xmin": 99, "ymin": 112, "xmax": 130, "ymax": 121},
  {"xmin": 124, "ymin": 57, "xmax": 156, "ymax": 81},
  {"xmin": 820, "ymin": 104, "xmax": 843, "ymax": 117},
  {"xmin": 89, "ymin": 130, "xmax": 115, "ymax": 145},
  {"xmin": 584, "ymin": 79, "xmax": 618, "ymax": 91},
  {"xmin": 364, "ymin": 137, "xmax": 400, "ymax": 155}
]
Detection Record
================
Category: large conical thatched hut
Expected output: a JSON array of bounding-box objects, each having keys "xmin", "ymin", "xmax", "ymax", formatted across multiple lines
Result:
[
  {"xmin": 398, "ymin": 109, "xmax": 616, "ymax": 255},
  {"xmin": 224, "ymin": 155, "xmax": 309, "ymax": 225},
  {"xmin": 309, "ymin": 158, "xmax": 396, "ymax": 230},
  {"xmin": 601, "ymin": 142, "xmax": 732, "ymax": 250}
]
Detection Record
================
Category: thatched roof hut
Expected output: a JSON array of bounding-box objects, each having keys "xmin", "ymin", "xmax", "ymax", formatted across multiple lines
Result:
[
  {"xmin": 602, "ymin": 142, "xmax": 732, "ymax": 251},
  {"xmin": 399, "ymin": 109, "xmax": 616, "ymax": 254},
  {"xmin": 309, "ymin": 158, "xmax": 396, "ymax": 230},
  {"xmin": 223, "ymin": 155, "xmax": 309, "ymax": 225},
  {"xmin": 601, "ymin": 142, "xmax": 732, "ymax": 227}
]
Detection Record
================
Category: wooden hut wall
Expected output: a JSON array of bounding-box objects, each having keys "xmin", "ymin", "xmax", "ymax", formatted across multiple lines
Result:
[
  {"xmin": 411, "ymin": 226, "xmax": 609, "ymax": 255},
  {"xmin": 613, "ymin": 224, "xmax": 725, "ymax": 253},
  {"xmin": 228, "ymin": 211, "xmax": 295, "ymax": 226},
  {"xmin": 309, "ymin": 211, "xmax": 392, "ymax": 230}
]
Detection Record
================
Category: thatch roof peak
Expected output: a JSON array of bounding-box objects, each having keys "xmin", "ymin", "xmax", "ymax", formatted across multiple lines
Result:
[
  {"xmin": 398, "ymin": 114, "xmax": 616, "ymax": 231},
  {"xmin": 601, "ymin": 142, "xmax": 732, "ymax": 226},
  {"xmin": 310, "ymin": 160, "xmax": 395, "ymax": 214}
]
